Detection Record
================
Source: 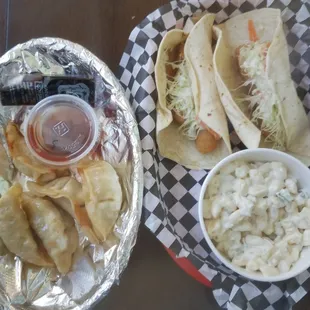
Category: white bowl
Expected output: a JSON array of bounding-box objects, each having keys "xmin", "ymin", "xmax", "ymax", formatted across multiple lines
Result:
[{"xmin": 198, "ymin": 148, "xmax": 310, "ymax": 282}]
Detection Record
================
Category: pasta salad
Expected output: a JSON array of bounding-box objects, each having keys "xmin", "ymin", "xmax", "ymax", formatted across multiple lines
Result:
[{"xmin": 203, "ymin": 161, "xmax": 310, "ymax": 276}]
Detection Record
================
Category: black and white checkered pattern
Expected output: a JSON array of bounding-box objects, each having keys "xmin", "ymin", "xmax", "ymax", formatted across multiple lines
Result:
[{"xmin": 118, "ymin": 0, "xmax": 310, "ymax": 309}]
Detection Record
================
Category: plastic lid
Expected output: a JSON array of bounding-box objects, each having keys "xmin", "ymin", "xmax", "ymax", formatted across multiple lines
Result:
[{"xmin": 24, "ymin": 94, "xmax": 99, "ymax": 166}]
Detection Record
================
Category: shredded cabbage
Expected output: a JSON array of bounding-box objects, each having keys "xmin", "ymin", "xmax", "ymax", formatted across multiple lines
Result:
[
  {"xmin": 166, "ymin": 60, "xmax": 200, "ymax": 140},
  {"xmin": 236, "ymin": 42, "xmax": 286, "ymax": 150}
]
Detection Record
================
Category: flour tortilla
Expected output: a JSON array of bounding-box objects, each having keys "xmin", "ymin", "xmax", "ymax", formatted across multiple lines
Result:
[
  {"xmin": 213, "ymin": 8, "xmax": 310, "ymax": 165},
  {"xmin": 155, "ymin": 14, "xmax": 231, "ymax": 170}
]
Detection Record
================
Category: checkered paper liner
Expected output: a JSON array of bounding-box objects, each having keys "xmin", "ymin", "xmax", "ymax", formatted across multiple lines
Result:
[{"xmin": 118, "ymin": 0, "xmax": 310, "ymax": 309}]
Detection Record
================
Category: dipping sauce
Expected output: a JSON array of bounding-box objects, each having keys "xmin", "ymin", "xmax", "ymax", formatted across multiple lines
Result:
[{"xmin": 24, "ymin": 94, "xmax": 99, "ymax": 166}]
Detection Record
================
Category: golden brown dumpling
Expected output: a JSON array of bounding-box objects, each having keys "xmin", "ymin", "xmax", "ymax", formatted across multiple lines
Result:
[
  {"xmin": 5, "ymin": 122, "xmax": 67, "ymax": 183},
  {"xmin": 0, "ymin": 238, "xmax": 8, "ymax": 256},
  {"xmin": 0, "ymin": 184, "xmax": 53, "ymax": 267},
  {"xmin": 22, "ymin": 194, "xmax": 78, "ymax": 274},
  {"xmin": 80, "ymin": 161, "xmax": 123, "ymax": 241},
  {"xmin": 27, "ymin": 177, "xmax": 98, "ymax": 244},
  {"xmin": 0, "ymin": 143, "xmax": 13, "ymax": 182}
]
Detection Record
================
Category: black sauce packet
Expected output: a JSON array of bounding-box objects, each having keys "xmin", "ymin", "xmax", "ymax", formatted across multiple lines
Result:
[{"xmin": 0, "ymin": 74, "xmax": 95, "ymax": 107}]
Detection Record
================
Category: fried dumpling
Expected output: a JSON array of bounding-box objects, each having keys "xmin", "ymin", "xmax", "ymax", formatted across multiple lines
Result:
[
  {"xmin": 0, "ymin": 238, "xmax": 8, "ymax": 256},
  {"xmin": 27, "ymin": 177, "xmax": 98, "ymax": 244},
  {"xmin": 80, "ymin": 161, "xmax": 123, "ymax": 241},
  {"xmin": 0, "ymin": 184, "xmax": 53, "ymax": 267},
  {"xmin": 22, "ymin": 194, "xmax": 78, "ymax": 274},
  {"xmin": 0, "ymin": 143, "xmax": 13, "ymax": 182},
  {"xmin": 5, "ymin": 122, "xmax": 67, "ymax": 182}
]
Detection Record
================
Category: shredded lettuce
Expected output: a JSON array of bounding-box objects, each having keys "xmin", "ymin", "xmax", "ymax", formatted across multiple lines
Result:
[
  {"xmin": 166, "ymin": 60, "xmax": 200, "ymax": 140},
  {"xmin": 236, "ymin": 42, "xmax": 286, "ymax": 150},
  {"xmin": 238, "ymin": 43, "xmax": 266, "ymax": 77}
]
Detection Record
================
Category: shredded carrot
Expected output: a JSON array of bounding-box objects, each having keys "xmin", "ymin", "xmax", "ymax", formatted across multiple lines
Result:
[{"xmin": 248, "ymin": 19, "xmax": 258, "ymax": 42}]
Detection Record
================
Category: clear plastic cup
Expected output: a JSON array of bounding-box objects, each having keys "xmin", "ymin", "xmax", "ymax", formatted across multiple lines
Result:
[{"xmin": 24, "ymin": 94, "xmax": 99, "ymax": 166}]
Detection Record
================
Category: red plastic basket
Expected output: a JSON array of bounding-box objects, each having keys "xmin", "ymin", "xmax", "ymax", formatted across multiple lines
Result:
[{"xmin": 165, "ymin": 247, "xmax": 212, "ymax": 287}]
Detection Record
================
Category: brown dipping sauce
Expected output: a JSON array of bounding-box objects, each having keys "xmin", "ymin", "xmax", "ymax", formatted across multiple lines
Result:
[{"xmin": 27, "ymin": 104, "xmax": 95, "ymax": 163}]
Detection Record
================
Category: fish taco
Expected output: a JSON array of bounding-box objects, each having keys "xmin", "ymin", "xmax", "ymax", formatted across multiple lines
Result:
[
  {"xmin": 213, "ymin": 8, "xmax": 310, "ymax": 164},
  {"xmin": 155, "ymin": 14, "xmax": 231, "ymax": 170}
]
